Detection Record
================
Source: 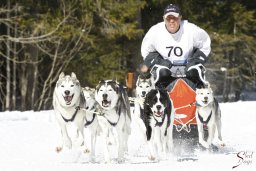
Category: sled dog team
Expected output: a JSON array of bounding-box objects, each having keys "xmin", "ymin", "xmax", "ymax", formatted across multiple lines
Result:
[{"xmin": 53, "ymin": 72, "xmax": 224, "ymax": 163}]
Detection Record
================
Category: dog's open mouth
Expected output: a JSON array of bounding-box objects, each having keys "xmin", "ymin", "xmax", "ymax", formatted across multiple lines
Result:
[
  {"xmin": 202, "ymin": 100, "xmax": 208, "ymax": 104},
  {"xmin": 154, "ymin": 111, "xmax": 163, "ymax": 117},
  {"xmin": 102, "ymin": 100, "xmax": 111, "ymax": 107},
  {"xmin": 63, "ymin": 94, "xmax": 74, "ymax": 105}
]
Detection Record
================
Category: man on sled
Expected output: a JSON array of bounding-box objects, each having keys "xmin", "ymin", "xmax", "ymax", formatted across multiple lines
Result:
[{"xmin": 140, "ymin": 3, "xmax": 211, "ymax": 154}]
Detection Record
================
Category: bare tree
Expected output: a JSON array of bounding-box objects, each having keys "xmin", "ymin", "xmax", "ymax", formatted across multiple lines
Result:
[{"xmin": 0, "ymin": 0, "xmax": 92, "ymax": 111}]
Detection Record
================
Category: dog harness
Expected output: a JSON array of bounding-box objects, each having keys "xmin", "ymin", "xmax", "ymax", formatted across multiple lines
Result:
[
  {"xmin": 154, "ymin": 113, "xmax": 169, "ymax": 136},
  {"xmin": 60, "ymin": 92, "xmax": 85, "ymax": 122},
  {"xmin": 84, "ymin": 102, "xmax": 97, "ymax": 127},
  {"xmin": 84, "ymin": 114, "xmax": 96, "ymax": 127},
  {"xmin": 197, "ymin": 110, "xmax": 212, "ymax": 129},
  {"xmin": 61, "ymin": 106, "xmax": 80, "ymax": 122}
]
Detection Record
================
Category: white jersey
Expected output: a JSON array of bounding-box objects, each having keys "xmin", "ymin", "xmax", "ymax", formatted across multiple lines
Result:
[{"xmin": 141, "ymin": 20, "xmax": 211, "ymax": 65}]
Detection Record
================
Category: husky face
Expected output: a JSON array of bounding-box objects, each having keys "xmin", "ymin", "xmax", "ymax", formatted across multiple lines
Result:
[
  {"xmin": 136, "ymin": 76, "xmax": 154, "ymax": 99},
  {"xmin": 146, "ymin": 89, "xmax": 168, "ymax": 120},
  {"xmin": 55, "ymin": 72, "xmax": 81, "ymax": 107},
  {"xmin": 82, "ymin": 87, "xmax": 96, "ymax": 111},
  {"xmin": 196, "ymin": 87, "xmax": 214, "ymax": 107},
  {"xmin": 95, "ymin": 80, "xmax": 119, "ymax": 110}
]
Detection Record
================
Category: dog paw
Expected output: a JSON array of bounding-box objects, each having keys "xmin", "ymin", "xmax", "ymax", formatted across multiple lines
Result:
[
  {"xmin": 89, "ymin": 156, "xmax": 97, "ymax": 163},
  {"xmin": 117, "ymin": 158, "xmax": 125, "ymax": 164},
  {"xmin": 55, "ymin": 146, "xmax": 62, "ymax": 153},
  {"xmin": 220, "ymin": 143, "xmax": 225, "ymax": 147},
  {"xmin": 104, "ymin": 159, "xmax": 111, "ymax": 164},
  {"xmin": 148, "ymin": 155, "xmax": 156, "ymax": 161},
  {"xmin": 84, "ymin": 149, "xmax": 90, "ymax": 153},
  {"xmin": 64, "ymin": 139, "xmax": 72, "ymax": 149},
  {"xmin": 199, "ymin": 140, "xmax": 209, "ymax": 149}
]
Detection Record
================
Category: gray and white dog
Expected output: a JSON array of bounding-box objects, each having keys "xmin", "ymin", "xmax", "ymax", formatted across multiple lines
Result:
[
  {"xmin": 95, "ymin": 80, "xmax": 131, "ymax": 163},
  {"xmin": 82, "ymin": 86, "xmax": 100, "ymax": 161},
  {"xmin": 195, "ymin": 86, "xmax": 225, "ymax": 149},
  {"xmin": 53, "ymin": 72, "xmax": 85, "ymax": 152}
]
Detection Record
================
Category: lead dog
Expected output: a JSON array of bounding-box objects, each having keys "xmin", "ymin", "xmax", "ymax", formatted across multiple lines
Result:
[
  {"xmin": 142, "ymin": 89, "xmax": 174, "ymax": 161},
  {"xmin": 195, "ymin": 86, "xmax": 224, "ymax": 149},
  {"xmin": 53, "ymin": 72, "xmax": 85, "ymax": 152},
  {"xmin": 95, "ymin": 80, "xmax": 131, "ymax": 163}
]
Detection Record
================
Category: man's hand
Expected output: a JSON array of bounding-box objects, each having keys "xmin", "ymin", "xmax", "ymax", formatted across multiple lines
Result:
[{"xmin": 141, "ymin": 65, "xmax": 149, "ymax": 73}]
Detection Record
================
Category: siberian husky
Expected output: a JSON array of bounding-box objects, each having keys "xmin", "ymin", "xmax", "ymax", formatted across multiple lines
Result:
[
  {"xmin": 133, "ymin": 74, "xmax": 155, "ymax": 135},
  {"xmin": 82, "ymin": 87, "xmax": 100, "ymax": 161},
  {"xmin": 195, "ymin": 86, "xmax": 224, "ymax": 149},
  {"xmin": 142, "ymin": 89, "xmax": 174, "ymax": 161},
  {"xmin": 95, "ymin": 80, "xmax": 131, "ymax": 163},
  {"xmin": 53, "ymin": 72, "xmax": 85, "ymax": 152}
]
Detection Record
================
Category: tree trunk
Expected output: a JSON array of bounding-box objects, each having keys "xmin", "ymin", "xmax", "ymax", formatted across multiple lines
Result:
[
  {"xmin": 31, "ymin": 46, "xmax": 39, "ymax": 110},
  {"xmin": 20, "ymin": 64, "xmax": 28, "ymax": 111},
  {"xmin": 6, "ymin": 0, "xmax": 11, "ymax": 110},
  {"xmin": 12, "ymin": 4, "xmax": 18, "ymax": 110}
]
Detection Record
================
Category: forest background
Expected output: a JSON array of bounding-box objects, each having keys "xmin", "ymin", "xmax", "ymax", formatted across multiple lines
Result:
[{"xmin": 1, "ymin": 0, "xmax": 256, "ymax": 111}]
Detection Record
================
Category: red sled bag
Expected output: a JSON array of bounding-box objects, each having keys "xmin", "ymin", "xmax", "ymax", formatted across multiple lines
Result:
[{"xmin": 168, "ymin": 79, "xmax": 197, "ymax": 133}]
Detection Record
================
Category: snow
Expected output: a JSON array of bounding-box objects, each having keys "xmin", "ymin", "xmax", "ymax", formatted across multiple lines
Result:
[{"xmin": 0, "ymin": 101, "xmax": 256, "ymax": 171}]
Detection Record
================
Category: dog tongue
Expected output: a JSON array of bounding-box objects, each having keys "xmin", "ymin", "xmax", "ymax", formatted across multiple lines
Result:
[{"xmin": 155, "ymin": 111, "xmax": 163, "ymax": 117}]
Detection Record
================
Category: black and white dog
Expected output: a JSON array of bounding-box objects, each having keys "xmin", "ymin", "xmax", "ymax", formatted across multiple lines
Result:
[
  {"xmin": 95, "ymin": 80, "xmax": 131, "ymax": 163},
  {"xmin": 142, "ymin": 89, "xmax": 174, "ymax": 161},
  {"xmin": 133, "ymin": 74, "xmax": 155, "ymax": 135}
]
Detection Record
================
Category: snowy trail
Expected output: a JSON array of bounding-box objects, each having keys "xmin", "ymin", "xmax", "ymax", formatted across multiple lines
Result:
[{"xmin": 0, "ymin": 101, "xmax": 256, "ymax": 171}]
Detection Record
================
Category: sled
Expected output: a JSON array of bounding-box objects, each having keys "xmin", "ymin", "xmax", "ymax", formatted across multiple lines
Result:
[
  {"xmin": 168, "ymin": 79, "xmax": 197, "ymax": 130},
  {"xmin": 149, "ymin": 64, "xmax": 208, "ymax": 141},
  {"xmin": 167, "ymin": 78, "xmax": 198, "ymax": 140}
]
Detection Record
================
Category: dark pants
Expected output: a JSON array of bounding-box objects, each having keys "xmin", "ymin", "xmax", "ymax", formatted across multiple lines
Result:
[{"xmin": 154, "ymin": 68, "xmax": 205, "ymax": 89}]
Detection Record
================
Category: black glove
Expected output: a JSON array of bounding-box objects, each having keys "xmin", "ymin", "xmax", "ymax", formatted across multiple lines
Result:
[
  {"xmin": 186, "ymin": 48, "xmax": 207, "ymax": 69},
  {"xmin": 161, "ymin": 59, "xmax": 173, "ymax": 69},
  {"xmin": 144, "ymin": 51, "xmax": 172, "ymax": 69}
]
